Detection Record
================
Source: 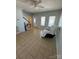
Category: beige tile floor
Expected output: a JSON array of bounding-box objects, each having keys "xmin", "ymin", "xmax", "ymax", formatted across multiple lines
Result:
[{"xmin": 16, "ymin": 28, "xmax": 57, "ymax": 59}]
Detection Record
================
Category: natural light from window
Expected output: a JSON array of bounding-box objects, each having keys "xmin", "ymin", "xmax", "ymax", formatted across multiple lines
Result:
[
  {"xmin": 34, "ymin": 18, "xmax": 36, "ymax": 24},
  {"xmin": 41, "ymin": 16, "xmax": 46, "ymax": 26},
  {"xmin": 33, "ymin": 17, "xmax": 36, "ymax": 26},
  {"xmin": 48, "ymin": 16, "xmax": 56, "ymax": 27}
]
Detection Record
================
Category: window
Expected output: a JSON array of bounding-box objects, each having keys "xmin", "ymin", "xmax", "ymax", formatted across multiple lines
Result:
[
  {"xmin": 48, "ymin": 16, "xmax": 56, "ymax": 27},
  {"xmin": 33, "ymin": 17, "xmax": 36, "ymax": 26},
  {"xmin": 34, "ymin": 18, "xmax": 36, "ymax": 24},
  {"xmin": 41, "ymin": 16, "xmax": 46, "ymax": 26}
]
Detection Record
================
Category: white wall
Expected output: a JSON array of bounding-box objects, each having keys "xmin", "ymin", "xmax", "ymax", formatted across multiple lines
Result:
[
  {"xmin": 16, "ymin": 7, "xmax": 25, "ymax": 32},
  {"xmin": 16, "ymin": 8, "xmax": 23, "ymax": 20},
  {"xmin": 56, "ymin": 14, "xmax": 62, "ymax": 59},
  {"xmin": 16, "ymin": 8, "xmax": 32, "ymax": 33}
]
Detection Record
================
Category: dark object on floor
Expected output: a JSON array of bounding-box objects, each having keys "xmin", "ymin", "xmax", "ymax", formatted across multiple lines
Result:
[{"xmin": 45, "ymin": 34, "xmax": 55, "ymax": 38}]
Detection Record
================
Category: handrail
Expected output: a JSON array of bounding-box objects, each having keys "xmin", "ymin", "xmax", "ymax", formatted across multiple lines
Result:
[{"xmin": 23, "ymin": 17, "xmax": 30, "ymax": 23}]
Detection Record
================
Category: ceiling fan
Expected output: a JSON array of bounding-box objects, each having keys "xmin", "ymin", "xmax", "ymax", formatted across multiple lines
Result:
[
  {"xmin": 17, "ymin": 0, "xmax": 44, "ymax": 8},
  {"xmin": 29, "ymin": 0, "xmax": 44, "ymax": 8}
]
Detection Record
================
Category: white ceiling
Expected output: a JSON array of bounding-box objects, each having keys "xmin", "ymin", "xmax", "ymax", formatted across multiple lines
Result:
[{"xmin": 16, "ymin": 0, "xmax": 62, "ymax": 13}]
